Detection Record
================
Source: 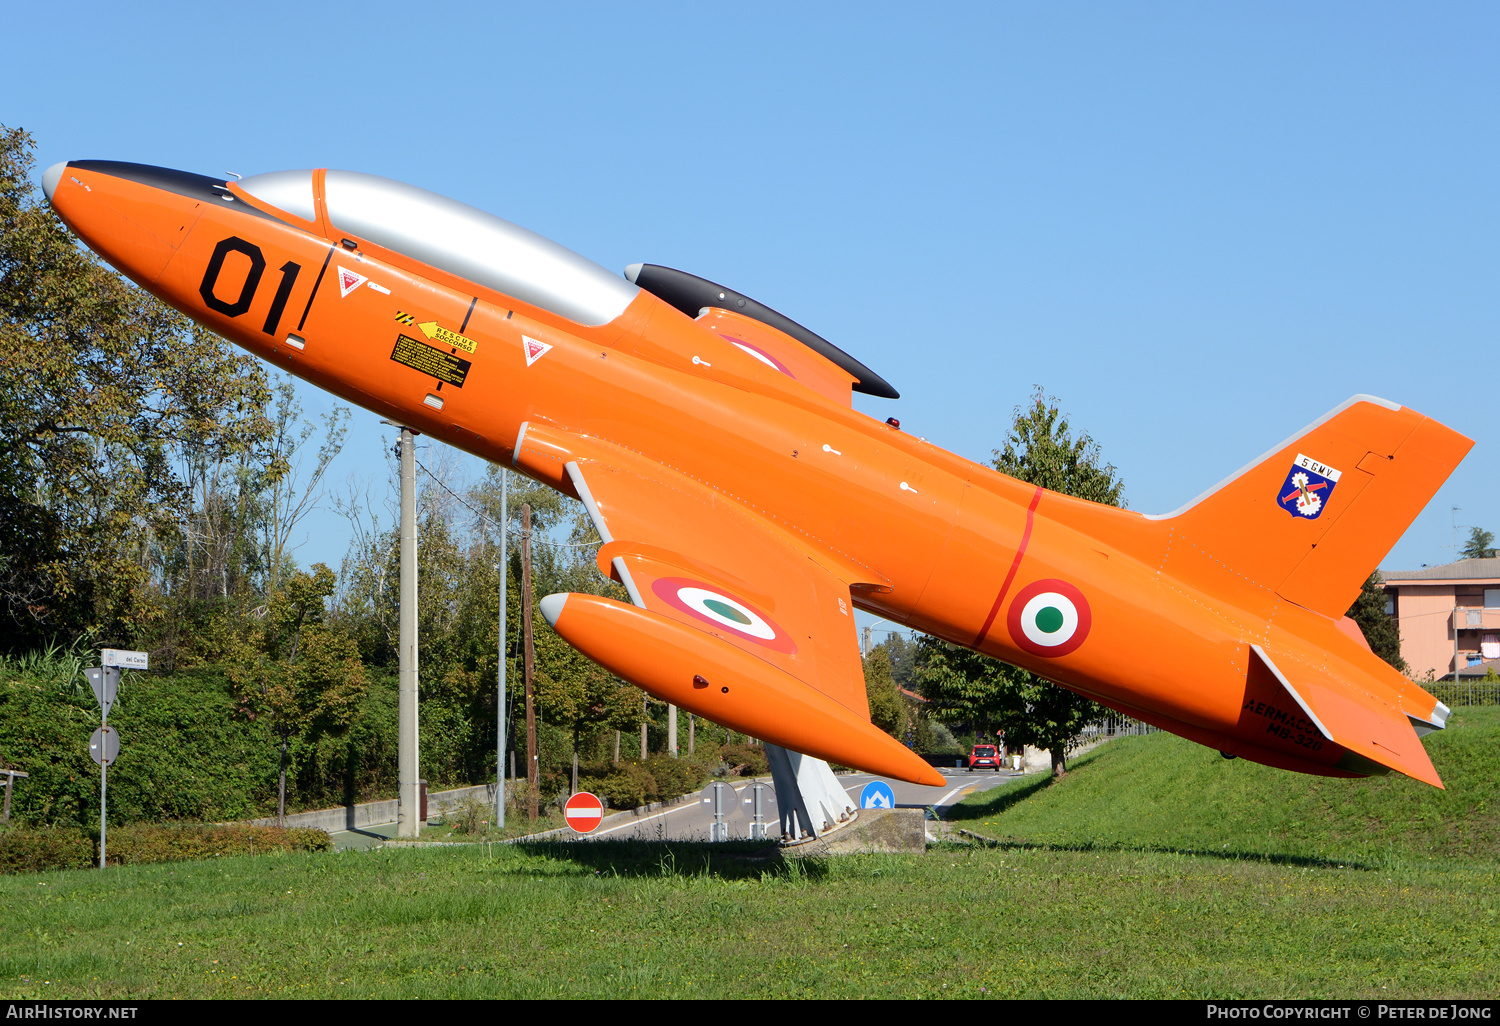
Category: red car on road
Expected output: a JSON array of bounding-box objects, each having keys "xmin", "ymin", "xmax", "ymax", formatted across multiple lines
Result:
[{"xmin": 967, "ymin": 744, "xmax": 1001, "ymax": 770}]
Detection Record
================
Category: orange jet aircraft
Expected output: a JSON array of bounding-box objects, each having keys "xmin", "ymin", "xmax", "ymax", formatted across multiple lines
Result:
[{"xmin": 43, "ymin": 160, "xmax": 1471, "ymax": 790}]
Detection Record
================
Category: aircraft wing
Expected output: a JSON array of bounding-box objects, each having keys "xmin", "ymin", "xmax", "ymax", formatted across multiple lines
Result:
[
  {"xmin": 560, "ymin": 434, "xmax": 868, "ymax": 715},
  {"xmin": 519, "ymin": 424, "xmax": 943, "ymax": 785}
]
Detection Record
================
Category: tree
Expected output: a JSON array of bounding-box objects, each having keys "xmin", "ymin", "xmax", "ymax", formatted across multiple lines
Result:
[
  {"xmin": 1346, "ymin": 572, "xmax": 1406, "ymax": 672},
  {"xmin": 0, "ymin": 125, "xmax": 280, "ymax": 653},
  {"xmin": 259, "ymin": 376, "xmax": 350, "ymax": 592},
  {"xmin": 227, "ymin": 564, "xmax": 368, "ymax": 825},
  {"xmin": 875, "ymin": 632, "xmax": 918, "ymax": 689},
  {"xmin": 918, "ymin": 390, "xmax": 1119, "ymax": 778},
  {"xmin": 1461, "ymin": 527, "xmax": 1496, "ymax": 560},
  {"xmin": 992, "ymin": 389, "xmax": 1125, "ymax": 507},
  {"xmin": 912, "ymin": 639, "xmax": 1014, "ymax": 739},
  {"xmin": 863, "ymin": 648, "xmax": 907, "ymax": 739}
]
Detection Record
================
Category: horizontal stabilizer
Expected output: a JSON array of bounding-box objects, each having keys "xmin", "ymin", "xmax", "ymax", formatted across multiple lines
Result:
[{"xmin": 1251, "ymin": 644, "xmax": 1443, "ymax": 788}]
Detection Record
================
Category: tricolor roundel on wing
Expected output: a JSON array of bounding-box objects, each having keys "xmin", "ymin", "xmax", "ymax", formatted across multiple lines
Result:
[
  {"xmin": 650, "ymin": 576, "xmax": 797, "ymax": 654},
  {"xmin": 1006, "ymin": 579, "xmax": 1092, "ymax": 657}
]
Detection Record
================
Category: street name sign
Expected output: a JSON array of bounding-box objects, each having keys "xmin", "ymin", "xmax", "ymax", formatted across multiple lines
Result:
[{"xmin": 101, "ymin": 649, "xmax": 149, "ymax": 669}]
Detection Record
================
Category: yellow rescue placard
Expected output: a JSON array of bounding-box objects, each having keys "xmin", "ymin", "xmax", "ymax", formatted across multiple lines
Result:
[{"xmin": 417, "ymin": 321, "xmax": 477, "ymax": 354}]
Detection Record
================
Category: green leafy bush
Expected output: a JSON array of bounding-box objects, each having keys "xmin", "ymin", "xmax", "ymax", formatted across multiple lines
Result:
[
  {"xmin": 440, "ymin": 795, "xmax": 488, "ymax": 834},
  {"xmin": 0, "ymin": 823, "xmax": 331, "ymax": 874},
  {"xmin": 720, "ymin": 742, "xmax": 768, "ymax": 777},
  {"xmin": 643, "ymin": 753, "xmax": 708, "ymax": 801},
  {"xmin": 578, "ymin": 761, "xmax": 657, "ymax": 810},
  {"xmin": 577, "ymin": 755, "xmax": 710, "ymax": 809},
  {"xmin": 0, "ymin": 662, "xmax": 407, "ymax": 827}
]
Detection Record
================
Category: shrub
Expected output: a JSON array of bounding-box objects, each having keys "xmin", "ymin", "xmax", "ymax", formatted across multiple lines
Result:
[
  {"xmin": 0, "ymin": 823, "xmax": 331, "ymax": 874},
  {"xmin": 441, "ymin": 795, "xmax": 488, "ymax": 835},
  {"xmin": 720, "ymin": 742, "xmax": 768, "ymax": 777},
  {"xmin": 578, "ymin": 761, "xmax": 656, "ymax": 810},
  {"xmin": 643, "ymin": 753, "xmax": 708, "ymax": 801}
]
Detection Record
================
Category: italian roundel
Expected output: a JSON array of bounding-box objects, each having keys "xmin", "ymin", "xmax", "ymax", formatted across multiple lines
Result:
[
  {"xmin": 1006, "ymin": 579, "xmax": 1092, "ymax": 658},
  {"xmin": 650, "ymin": 577, "xmax": 798, "ymax": 654}
]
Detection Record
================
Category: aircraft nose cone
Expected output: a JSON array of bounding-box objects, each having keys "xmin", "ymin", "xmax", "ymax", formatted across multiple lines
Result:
[{"xmin": 42, "ymin": 161, "xmax": 67, "ymax": 204}]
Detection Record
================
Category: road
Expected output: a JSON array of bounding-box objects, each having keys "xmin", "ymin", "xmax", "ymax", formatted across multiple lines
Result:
[
  {"xmin": 326, "ymin": 766, "xmax": 1022, "ymax": 849},
  {"xmin": 574, "ymin": 766, "xmax": 1017, "ymax": 842}
]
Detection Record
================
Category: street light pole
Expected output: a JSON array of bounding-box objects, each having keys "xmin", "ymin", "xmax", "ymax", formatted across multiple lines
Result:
[{"xmin": 397, "ymin": 426, "xmax": 420, "ymax": 839}]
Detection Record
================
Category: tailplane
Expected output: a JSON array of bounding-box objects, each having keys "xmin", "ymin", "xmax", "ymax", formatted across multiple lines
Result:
[{"xmin": 1249, "ymin": 644, "xmax": 1443, "ymax": 787}]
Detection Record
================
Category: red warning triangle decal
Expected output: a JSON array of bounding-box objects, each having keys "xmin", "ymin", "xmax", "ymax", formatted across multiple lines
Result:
[
  {"xmin": 523, "ymin": 335, "xmax": 553, "ymax": 367},
  {"xmin": 337, "ymin": 266, "xmax": 367, "ymax": 298}
]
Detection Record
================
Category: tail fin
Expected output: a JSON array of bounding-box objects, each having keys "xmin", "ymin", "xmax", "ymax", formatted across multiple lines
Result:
[{"xmin": 1144, "ymin": 395, "xmax": 1471, "ymax": 620}]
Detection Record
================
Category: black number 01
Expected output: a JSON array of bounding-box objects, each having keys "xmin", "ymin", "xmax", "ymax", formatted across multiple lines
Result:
[{"xmin": 198, "ymin": 236, "xmax": 301, "ymax": 336}]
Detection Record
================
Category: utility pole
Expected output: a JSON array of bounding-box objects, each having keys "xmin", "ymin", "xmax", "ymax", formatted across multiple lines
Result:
[
  {"xmin": 522, "ymin": 502, "xmax": 538, "ymax": 821},
  {"xmin": 495, "ymin": 468, "xmax": 507, "ymax": 831},
  {"xmin": 668, "ymin": 702, "xmax": 677, "ymax": 756},
  {"xmin": 640, "ymin": 695, "xmax": 648, "ymax": 759},
  {"xmin": 397, "ymin": 426, "xmax": 421, "ymax": 839}
]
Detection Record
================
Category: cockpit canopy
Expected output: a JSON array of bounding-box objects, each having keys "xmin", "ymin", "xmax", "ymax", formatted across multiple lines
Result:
[{"xmin": 238, "ymin": 169, "xmax": 638, "ymax": 327}]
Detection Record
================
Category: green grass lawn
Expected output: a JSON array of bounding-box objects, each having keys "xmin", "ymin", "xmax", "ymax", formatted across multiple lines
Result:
[
  {"xmin": 1, "ymin": 709, "xmax": 1494, "ymax": 999},
  {"xmin": 411, "ymin": 808, "xmax": 573, "ymax": 844},
  {"xmin": 947, "ymin": 705, "xmax": 1500, "ymax": 866}
]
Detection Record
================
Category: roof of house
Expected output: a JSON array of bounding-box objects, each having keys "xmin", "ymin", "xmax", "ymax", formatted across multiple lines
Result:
[
  {"xmin": 1380, "ymin": 557, "xmax": 1500, "ymax": 583},
  {"xmin": 1452, "ymin": 655, "xmax": 1500, "ymax": 680}
]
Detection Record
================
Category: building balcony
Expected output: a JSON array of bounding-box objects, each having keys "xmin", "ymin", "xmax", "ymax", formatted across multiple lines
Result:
[{"xmin": 1452, "ymin": 608, "xmax": 1500, "ymax": 630}]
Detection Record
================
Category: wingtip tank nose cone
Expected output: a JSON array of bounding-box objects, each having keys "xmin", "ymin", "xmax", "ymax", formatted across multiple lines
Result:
[
  {"xmin": 41, "ymin": 161, "xmax": 67, "ymax": 204},
  {"xmin": 917, "ymin": 764, "xmax": 946, "ymax": 787},
  {"xmin": 623, "ymin": 262, "xmax": 643, "ymax": 284},
  {"xmin": 539, "ymin": 593, "xmax": 568, "ymax": 628}
]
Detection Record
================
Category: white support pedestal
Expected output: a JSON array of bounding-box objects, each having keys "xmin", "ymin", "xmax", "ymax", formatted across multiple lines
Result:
[{"xmin": 764, "ymin": 744, "xmax": 856, "ymax": 842}]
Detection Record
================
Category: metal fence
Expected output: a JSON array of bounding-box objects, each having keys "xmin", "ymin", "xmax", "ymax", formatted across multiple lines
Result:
[
  {"xmin": 1078, "ymin": 714, "xmax": 1159, "ymax": 741},
  {"xmin": 1429, "ymin": 680, "xmax": 1500, "ymax": 708}
]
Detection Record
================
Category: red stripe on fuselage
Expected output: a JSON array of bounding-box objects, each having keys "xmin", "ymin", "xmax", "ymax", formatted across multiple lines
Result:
[{"xmin": 972, "ymin": 485, "xmax": 1044, "ymax": 646}]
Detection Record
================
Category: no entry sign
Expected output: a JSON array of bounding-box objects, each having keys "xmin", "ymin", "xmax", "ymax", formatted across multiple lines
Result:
[{"xmin": 564, "ymin": 791, "xmax": 604, "ymax": 834}]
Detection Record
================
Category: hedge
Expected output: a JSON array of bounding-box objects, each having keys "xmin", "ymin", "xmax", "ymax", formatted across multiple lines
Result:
[{"xmin": 0, "ymin": 823, "xmax": 332, "ymax": 874}]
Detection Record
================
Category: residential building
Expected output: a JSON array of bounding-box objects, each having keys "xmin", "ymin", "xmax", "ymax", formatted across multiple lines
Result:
[{"xmin": 1379, "ymin": 558, "xmax": 1500, "ymax": 680}]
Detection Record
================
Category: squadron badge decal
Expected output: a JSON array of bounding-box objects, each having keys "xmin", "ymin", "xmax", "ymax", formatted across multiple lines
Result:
[{"xmin": 1277, "ymin": 453, "xmax": 1341, "ymax": 520}]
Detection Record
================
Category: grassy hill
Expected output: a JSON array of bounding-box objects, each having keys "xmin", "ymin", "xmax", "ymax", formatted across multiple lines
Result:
[
  {"xmin": 0, "ymin": 708, "xmax": 1494, "ymax": 998},
  {"xmin": 948, "ymin": 705, "xmax": 1499, "ymax": 866}
]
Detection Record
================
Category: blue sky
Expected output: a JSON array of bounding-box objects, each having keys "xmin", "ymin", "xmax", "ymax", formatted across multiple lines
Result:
[{"xmin": 11, "ymin": 3, "xmax": 1498, "ymax": 610}]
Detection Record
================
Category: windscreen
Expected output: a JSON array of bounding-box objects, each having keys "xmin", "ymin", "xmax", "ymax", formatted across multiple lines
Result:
[{"xmin": 238, "ymin": 170, "xmax": 316, "ymax": 223}]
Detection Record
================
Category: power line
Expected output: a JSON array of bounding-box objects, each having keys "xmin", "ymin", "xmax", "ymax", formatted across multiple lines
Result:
[{"xmin": 411, "ymin": 456, "xmax": 600, "ymax": 548}]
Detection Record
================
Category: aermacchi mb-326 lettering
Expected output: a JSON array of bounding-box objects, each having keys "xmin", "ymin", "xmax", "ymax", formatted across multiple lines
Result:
[{"xmin": 44, "ymin": 159, "xmax": 1471, "ymax": 789}]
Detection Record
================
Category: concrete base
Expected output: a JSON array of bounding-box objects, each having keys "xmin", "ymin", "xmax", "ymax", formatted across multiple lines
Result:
[{"xmin": 783, "ymin": 807, "xmax": 926, "ymax": 857}]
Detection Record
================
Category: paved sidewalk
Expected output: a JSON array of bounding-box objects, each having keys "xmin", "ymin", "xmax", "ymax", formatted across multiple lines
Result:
[{"xmin": 328, "ymin": 821, "xmax": 400, "ymax": 851}]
